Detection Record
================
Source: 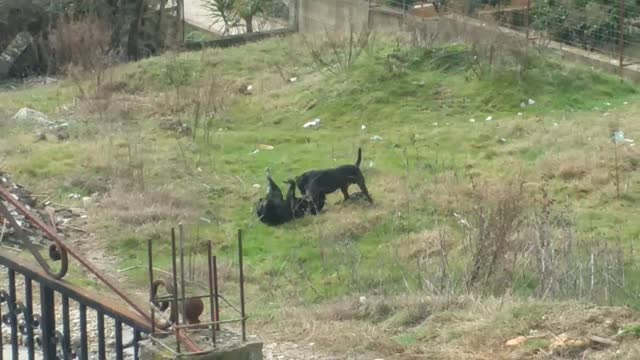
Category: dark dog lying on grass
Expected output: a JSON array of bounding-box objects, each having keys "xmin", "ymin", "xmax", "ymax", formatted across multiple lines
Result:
[
  {"xmin": 256, "ymin": 169, "xmax": 323, "ymax": 226},
  {"xmin": 295, "ymin": 147, "xmax": 373, "ymax": 212}
]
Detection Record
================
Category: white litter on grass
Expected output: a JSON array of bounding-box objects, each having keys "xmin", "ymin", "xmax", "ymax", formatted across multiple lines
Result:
[
  {"xmin": 485, "ymin": 116, "xmax": 493, "ymax": 121},
  {"xmin": 359, "ymin": 296, "xmax": 367, "ymax": 304},
  {"xmin": 368, "ymin": 160, "xmax": 375, "ymax": 168},
  {"xmin": 433, "ymin": 122, "xmax": 438, "ymax": 126},
  {"xmin": 612, "ymin": 131, "xmax": 625, "ymax": 144},
  {"xmin": 624, "ymin": 101, "xmax": 629, "ymax": 105},
  {"xmin": 250, "ymin": 149, "xmax": 260, "ymax": 155},
  {"xmin": 554, "ymin": 122, "xmax": 559, "ymax": 127},
  {"xmin": 520, "ymin": 102, "xmax": 526, "ymax": 108},
  {"xmin": 517, "ymin": 112, "xmax": 523, "ymax": 116},
  {"xmin": 246, "ymin": 85, "xmax": 253, "ymax": 92},
  {"xmin": 361, "ymin": 124, "xmax": 367, "ymax": 130},
  {"xmin": 257, "ymin": 144, "xmax": 274, "ymax": 150},
  {"xmin": 252, "ymin": 184, "xmax": 261, "ymax": 188},
  {"xmin": 289, "ymin": 77, "xmax": 298, "ymax": 83},
  {"xmin": 528, "ymin": 98, "xmax": 535, "ymax": 105},
  {"xmin": 604, "ymin": 102, "xmax": 612, "ymax": 106},
  {"xmin": 469, "ymin": 118, "xmax": 476, "ymax": 123},
  {"xmin": 370, "ymin": 135, "xmax": 383, "ymax": 141},
  {"xmin": 68, "ymin": 193, "xmax": 81, "ymax": 200},
  {"xmin": 303, "ymin": 118, "xmax": 321, "ymax": 129}
]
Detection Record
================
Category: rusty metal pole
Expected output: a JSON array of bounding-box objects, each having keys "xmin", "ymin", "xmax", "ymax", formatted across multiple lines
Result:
[
  {"xmin": 238, "ymin": 229, "xmax": 246, "ymax": 342},
  {"xmin": 213, "ymin": 255, "xmax": 220, "ymax": 331},
  {"xmin": 178, "ymin": 224, "xmax": 187, "ymax": 329},
  {"xmin": 171, "ymin": 228, "xmax": 181, "ymax": 354},
  {"xmin": 619, "ymin": 0, "xmax": 625, "ymax": 81},
  {"xmin": 525, "ymin": 0, "xmax": 530, "ymax": 41},
  {"xmin": 207, "ymin": 241, "xmax": 216, "ymax": 347},
  {"xmin": 147, "ymin": 238, "xmax": 155, "ymax": 335}
]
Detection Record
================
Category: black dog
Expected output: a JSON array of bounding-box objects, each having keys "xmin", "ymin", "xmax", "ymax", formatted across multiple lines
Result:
[
  {"xmin": 255, "ymin": 169, "xmax": 295, "ymax": 226},
  {"xmin": 284, "ymin": 179, "xmax": 325, "ymax": 216},
  {"xmin": 296, "ymin": 148, "xmax": 373, "ymax": 212},
  {"xmin": 256, "ymin": 170, "xmax": 318, "ymax": 226}
]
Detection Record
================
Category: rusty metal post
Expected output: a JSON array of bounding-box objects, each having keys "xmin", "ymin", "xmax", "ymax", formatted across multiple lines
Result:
[
  {"xmin": 170, "ymin": 228, "xmax": 181, "ymax": 354},
  {"xmin": 619, "ymin": 0, "xmax": 625, "ymax": 80},
  {"xmin": 207, "ymin": 241, "xmax": 216, "ymax": 346},
  {"xmin": 178, "ymin": 224, "xmax": 187, "ymax": 334},
  {"xmin": 213, "ymin": 255, "xmax": 220, "ymax": 331},
  {"xmin": 525, "ymin": 0, "xmax": 530, "ymax": 41},
  {"xmin": 238, "ymin": 230, "xmax": 246, "ymax": 342},
  {"xmin": 147, "ymin": 238, "xmax": 155, "ymax": 335}
]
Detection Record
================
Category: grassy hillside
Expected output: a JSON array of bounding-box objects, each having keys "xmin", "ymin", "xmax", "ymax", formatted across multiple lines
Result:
[{"xmin": 1, "ymin": 34, "xmax": 640, "ymax": 358}]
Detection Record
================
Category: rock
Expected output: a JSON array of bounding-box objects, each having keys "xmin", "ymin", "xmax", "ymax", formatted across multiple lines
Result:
[
  {"xmin": 505, "ymin": 336, "xmax": 527, "ymax": 347},
  {"xmin": 35, "ymin": 132, "xmax": 47, "ymax": 142},
  {"xmin": 590, "ymin": 336, "xmax": 618, "ymax": 347},
  {"xmin": 0, "ymin": 32, "xmax": 34, "ymax": 79},
  {"xmin": 11, "ymin": 108, "xmax": 52, "ymax": 125},
  {"xmin": 56, "ymin": 129, "xmax": 70, "ymax": 141},
  {"xmin": 82, "ymin": 197, "xmax": 93, "ymax": 209},
  {"xmin": 549, "ymin": 333, "xmax": 589, "ymax": 353}
]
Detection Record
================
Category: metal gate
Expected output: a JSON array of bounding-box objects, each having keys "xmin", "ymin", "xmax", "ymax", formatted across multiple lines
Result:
[{"xmin": 0, "ymin": 254, "xmax": 149, "ymax": 360}]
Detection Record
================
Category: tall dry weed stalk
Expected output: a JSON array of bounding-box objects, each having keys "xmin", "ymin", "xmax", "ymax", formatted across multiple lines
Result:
[{"xmin": 303, "ymin": 22, "xmax": 374, "ymax": 74}]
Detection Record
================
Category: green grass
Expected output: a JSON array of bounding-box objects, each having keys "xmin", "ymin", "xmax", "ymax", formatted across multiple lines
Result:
[{"xmin": 1, "ymin": 36, "xmax": 640, "ymax": 314}]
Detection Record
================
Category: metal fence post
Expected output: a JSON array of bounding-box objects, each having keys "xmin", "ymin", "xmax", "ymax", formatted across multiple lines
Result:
[
  {"xmin": 39, "ymin": 285, "xmax": 56, "ymax": 360},
  {"xmin": 525, "ymin": 0, "xmax": 530, "ymax": 41},
  {"xmin": 619, "ymin": 0, "xmax": 625, "ymax": 80}
]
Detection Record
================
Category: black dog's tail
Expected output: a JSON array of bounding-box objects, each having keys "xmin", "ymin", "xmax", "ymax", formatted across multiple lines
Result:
[{"xmin": 355, "ymin": 147, "xmax": 362, "ymax": 168}]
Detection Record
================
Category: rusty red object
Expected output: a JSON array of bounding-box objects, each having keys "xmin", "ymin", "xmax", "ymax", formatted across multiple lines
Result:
[{"xmin": 0, "ymin": 184, "xmax": 202, "ymax": 352}]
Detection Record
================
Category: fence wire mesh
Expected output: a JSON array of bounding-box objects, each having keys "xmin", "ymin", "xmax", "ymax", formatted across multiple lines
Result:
[{"xmin": 370, "ymin": 0, "xmax": 640, "ymax": 74}]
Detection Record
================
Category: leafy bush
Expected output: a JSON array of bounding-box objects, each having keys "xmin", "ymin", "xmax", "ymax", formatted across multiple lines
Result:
[{"xmin": 532, "ymin": 0, "xmax": 640, "ymax": 51}]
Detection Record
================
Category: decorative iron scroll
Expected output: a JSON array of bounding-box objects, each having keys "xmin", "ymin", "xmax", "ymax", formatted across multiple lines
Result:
[{"xmin": 0, "ymin": 185, "xmax": 69, "ymax": 279}]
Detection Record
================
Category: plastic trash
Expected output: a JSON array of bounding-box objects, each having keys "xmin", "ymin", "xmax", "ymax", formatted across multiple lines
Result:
[
  {"xmin": 361, "ymin": 124, "xmax": 367, "ymax": 130},
  {"xmin": 303, "ymin": 118, "xmax": 321, "ymax": 129},
  {"xmin": 370, "ymin": 135, "xmax": 383, "ymax": 141},
  {"xmin": 469, "ymin": 118, "xmax": 476, "ymax": 123},
  {"xmin": 528, "ymin": 98, "xmax": 535, "ymax": 105},
  {"xmin": 485, "ymin": 116, "xmax": 493, "ymax": 121},
  {"xmin": 612, "ymin": 131, "xmax": 625, "ymax": 144}
]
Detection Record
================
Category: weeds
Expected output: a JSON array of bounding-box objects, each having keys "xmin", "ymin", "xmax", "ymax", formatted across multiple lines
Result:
[{"xmin": 303, "ymin": 22, "xmax": 374, "ymax": 74}]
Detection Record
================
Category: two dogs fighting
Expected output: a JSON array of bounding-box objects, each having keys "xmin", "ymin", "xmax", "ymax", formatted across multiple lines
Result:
[{"xmin": 256, "ymin": 148, "xmax": 373, "ymax": 226}]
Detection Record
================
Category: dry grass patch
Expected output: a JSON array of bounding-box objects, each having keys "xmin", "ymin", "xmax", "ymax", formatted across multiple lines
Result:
[{"xmin": 99, "ymin": 184, "xmax": 199, "ymax": 226}]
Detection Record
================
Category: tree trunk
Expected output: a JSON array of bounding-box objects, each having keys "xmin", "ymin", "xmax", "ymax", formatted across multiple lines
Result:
[
  {"xmin": 127, "ymin": 0, "xmax": 145, "ymax": 60},
  {"xmin": 244, "ymin": 15, "xmax": 253, "ymax": 33}
]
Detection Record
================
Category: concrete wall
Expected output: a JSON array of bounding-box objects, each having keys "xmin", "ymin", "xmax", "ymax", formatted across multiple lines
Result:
[
  {"xmin": 295, "ymin": 0, "xmax": 640, "ymax": 82},
  {"xmin": 298, "ymin": 0, "xmax": 369, "ymax": 34}
]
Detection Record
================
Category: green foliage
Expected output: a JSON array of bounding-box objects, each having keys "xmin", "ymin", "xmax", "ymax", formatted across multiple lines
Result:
[
  {"xmin": 532, "ymin": 0, "xmax": 640, "ymax": 50},
  {"xmin": 202, "ymin": 0, "xmax": 274, "ymax": 33}
]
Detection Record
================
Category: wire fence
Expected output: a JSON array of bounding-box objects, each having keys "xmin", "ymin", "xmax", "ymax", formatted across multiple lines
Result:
[{"xmin": 368, "ymin": 0, "xmax": 640, "ymax": 78}]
